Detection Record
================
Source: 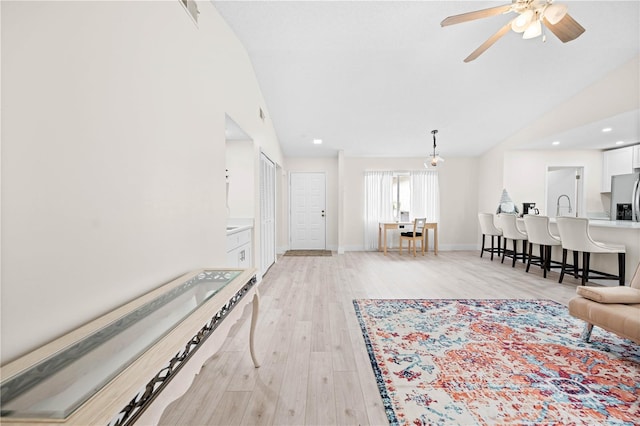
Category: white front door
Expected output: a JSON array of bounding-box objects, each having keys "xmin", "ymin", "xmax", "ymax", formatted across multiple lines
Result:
[{"xmin": 290, "ymin": 172, "xmax": 326, "ymax": 250}]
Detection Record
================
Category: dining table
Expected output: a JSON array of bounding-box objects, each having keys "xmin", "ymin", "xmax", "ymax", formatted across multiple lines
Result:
[{"xmin": 378, "ymin": 221, "xmax": 438, "ymax": 255}]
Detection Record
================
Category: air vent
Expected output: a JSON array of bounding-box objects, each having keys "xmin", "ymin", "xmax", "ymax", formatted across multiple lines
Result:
[{"xmin": 180, "ymin": 0, "xmax": 199, "ymax": 25}]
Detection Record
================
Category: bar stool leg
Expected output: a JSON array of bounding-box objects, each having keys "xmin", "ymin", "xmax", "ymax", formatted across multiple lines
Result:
[
  {"xmin": 581, "ymin": 252, "xmax": 589, "ymax": 286},
  {"xmin": 573, "ymin": 251, "xmax": 579, "ymax": 279},
  {"xmin": 491, "ymin": 235, "xmax": 500, "ymax": 260},
  {"xmin": 618, "ymin": 253, "xmax": 626, "ymax": 286},
  {"xmin": 526, "ymin": 242, "xmax": 533, "ymax": 272},
  {"xmin": 543, "ymin": 245, "xmax": 551, "ymax": 278},
  {"xmin": 481, "ymin": 234, "xmax": 486, "ymax": 258},
  {"xmin": 512, "ymin": 239, "xmax": 517, "ymax": 267},
  {"xmin": 539, "ymin": 245, "xmax": 544, "ymax": 270},
  {"xmin": 490, "ymin": 236, "xmax": 495, "ymax": 260},
  {"xmin": 501, "ymin": 239, "xmax": 507, "ymax": 264},
  {"xmin": 559, "ymin": 248, "xmax": 567, "ymax": 283}
]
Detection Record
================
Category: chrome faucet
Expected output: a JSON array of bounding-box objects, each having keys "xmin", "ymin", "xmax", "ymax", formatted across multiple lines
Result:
[{"xmin": 556, "ymin": 194, "xmax": 572, "ymax": 216}]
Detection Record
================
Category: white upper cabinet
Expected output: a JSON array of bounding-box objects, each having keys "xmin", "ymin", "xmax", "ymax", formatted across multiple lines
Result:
[
  {"xmin": 633, "ymin": 145, "xmax": 640, "ymax": 170},
  {"xmin": 602, "ymin": 146, "xmax": 633, "ymax": 192}
]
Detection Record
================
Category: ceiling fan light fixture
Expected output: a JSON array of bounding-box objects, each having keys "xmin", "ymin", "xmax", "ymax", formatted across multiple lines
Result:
[
  {"xmin": 544, "ymin": 3, "xmax": 568, "ymax": 25},
  {"xmin": 511, "ymin": 9, "xmax": 533, "ymax": 33},
  {"xmin": 523, "ymin": 19, "xmax": 542, "ymax": 39}
]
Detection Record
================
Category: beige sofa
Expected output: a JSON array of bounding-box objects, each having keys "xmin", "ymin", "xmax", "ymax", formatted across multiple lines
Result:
[{"xmin": 568, "ymin": 262, "xmax": 640, "ymax": 344}]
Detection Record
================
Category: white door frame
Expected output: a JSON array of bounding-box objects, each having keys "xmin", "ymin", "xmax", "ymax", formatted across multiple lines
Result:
[
  {"xmin": 545, "ymin": 165, "xmax": 585, "ymax": 218},
  {"xmin": 260, "ymin": 152, "xmax": 276, "ymax": 275}
]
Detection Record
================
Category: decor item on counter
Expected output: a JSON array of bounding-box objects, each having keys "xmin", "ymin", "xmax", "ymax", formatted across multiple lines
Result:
[
  {"xmin": 283, "ymin": 250, "xmax": 332, "ymax": 256},
  {"xmin": 522, "ymin": 202, "xmax": 539, "ymax": 215},
  {"xmin": 353, "ymin": 298, "xmax": 639, "ymax": 425},
  {"xmin": 496, "ymin": 188, "xmax": 519, "ymax": 215},
  {"xmin": 441, "ymin": 0, "xmax": 585, "ymax": 62},
  {"xmin": 424, "ymin": 129, "xmax": 444, "ymax": 169}
]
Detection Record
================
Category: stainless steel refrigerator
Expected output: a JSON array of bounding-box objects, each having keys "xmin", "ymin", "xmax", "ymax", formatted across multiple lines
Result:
[{"xmin": 610, "ymin": 172, "xmax": 640, "ymax": 221}]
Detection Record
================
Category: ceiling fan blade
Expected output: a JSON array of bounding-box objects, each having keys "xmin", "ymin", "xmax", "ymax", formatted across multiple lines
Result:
[
  {"xmin": 464, "ymin": 19, "xmax": 514, "ymax": 63},
  {"xmin": 441, "ymin": 4, "xmax": 512, "ymax": 27},
  {"xmin": 543, "ymin": 13, "xmax": 585, "ymax": 43}
]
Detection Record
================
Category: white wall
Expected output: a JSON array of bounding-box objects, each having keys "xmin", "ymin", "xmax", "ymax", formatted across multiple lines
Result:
[
  {"xmin": 226, "ymin": 140, "xmax": 255, "ymax": 218},
  {"xmin": 1, "ymin": 1, "xmax": 282, "ymax": 363},
  {"xmin": 478, "ymin": 56, "xmax": 639, "ymax": 219},
  {"xmin": 503, "ymin": 150, "xmax": 604, "ymax": 217}
]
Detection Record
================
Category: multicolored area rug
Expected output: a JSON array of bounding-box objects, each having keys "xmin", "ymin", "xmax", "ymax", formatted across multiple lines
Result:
[{"xmin": 353, "ymin": 299, "xmax": 640, "ymax": 425}]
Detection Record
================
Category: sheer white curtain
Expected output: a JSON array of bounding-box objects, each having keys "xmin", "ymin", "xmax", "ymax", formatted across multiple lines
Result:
[
  {"xmin": 410, "ymin": 170, "xmax": 440, "ymax": 222},
  {"xmin": 364, "ymin": 171, "xmax": 394, "ymax": 250}
]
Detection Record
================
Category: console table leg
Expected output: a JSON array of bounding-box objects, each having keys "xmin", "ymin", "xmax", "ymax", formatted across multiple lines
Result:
[{"xmin": 250, "ymin": 290, "xmax": 261, "ymax": 368}]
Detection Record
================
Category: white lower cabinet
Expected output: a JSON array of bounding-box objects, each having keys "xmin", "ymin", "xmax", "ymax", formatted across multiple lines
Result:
[{"xmin": 227, "ymin": 229, "xmax": 252, "ymax": 268}]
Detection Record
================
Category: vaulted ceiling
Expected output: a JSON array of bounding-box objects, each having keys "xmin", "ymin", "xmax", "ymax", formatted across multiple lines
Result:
[{"xmin": 213, "ymin": 1, "xmax": 640, "ymax": 158}]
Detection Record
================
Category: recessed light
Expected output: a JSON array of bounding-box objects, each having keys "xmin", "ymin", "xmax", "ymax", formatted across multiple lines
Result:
[
  {"xmin": 552, "ymin": 141, "xmax": 560, "ymax": 145},
  {"xmin": 602, "ymin": 127, "xmax": 612, "ymax": 132},
  {"xmin": 615, "ymin": 141, "xmax": 625, "ymax": 145},
  {"xmin": 313, "ymin": 139, "xmax": 323, "ymax": 145}
]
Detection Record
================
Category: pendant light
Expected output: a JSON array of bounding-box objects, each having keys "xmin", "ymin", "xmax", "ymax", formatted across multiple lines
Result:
[{"xmin": 424, "ymin": 129, "xmax": 444, "ymax": 169}]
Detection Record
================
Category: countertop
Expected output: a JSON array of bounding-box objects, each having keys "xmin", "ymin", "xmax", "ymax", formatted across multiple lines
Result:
[
  {"xmin": 226, "ymin": 224, "xmax": 252, "ymax": 235},
  {"xmin": 586, "ymin": 219, "xmax": 640, "ymax": 229},
  {"xmin": 549, "ymin": 218, "xmax": 640, "ymax": 230},
  {"xmin": 517, "ymin": 217, "xmax": 640, "ymax": 230},
  {"xmin": 227, "ymin": 218, "xmax": 254, "ymax": 235}
]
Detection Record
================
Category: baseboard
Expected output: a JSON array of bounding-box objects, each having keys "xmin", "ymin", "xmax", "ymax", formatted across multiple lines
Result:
[{"xmin": 340, "ymin": 244, "xmax": 478, "ymax": 252}]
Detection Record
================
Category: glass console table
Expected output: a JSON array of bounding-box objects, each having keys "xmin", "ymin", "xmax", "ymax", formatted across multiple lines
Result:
[{"xmin": 0, "ymin": 268, "xmax": 259, "ymax": 425}]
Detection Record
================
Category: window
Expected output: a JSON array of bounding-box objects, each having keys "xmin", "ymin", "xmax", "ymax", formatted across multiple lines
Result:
[
  {"xmin": 363, "ymin": 170, "xmax": 439, "ymax": 250},
  {"xmin": 392, "ymin": 173, "xmax": 411, "ymax": 220}
]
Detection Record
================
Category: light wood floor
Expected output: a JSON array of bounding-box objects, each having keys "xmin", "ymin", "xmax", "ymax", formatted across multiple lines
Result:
[{"xmin": 159, "ymin": 250, "xmax": 583, "ymax": 426}]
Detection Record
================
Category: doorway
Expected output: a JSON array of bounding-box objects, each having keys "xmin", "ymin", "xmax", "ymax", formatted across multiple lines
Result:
[
  {"xmin": 290, "ymin": 172, "xmax": 326, "ymax": 250},
  {"xmin": 546, "ymin": 166, "xmax": 584, "ymax": 218}
]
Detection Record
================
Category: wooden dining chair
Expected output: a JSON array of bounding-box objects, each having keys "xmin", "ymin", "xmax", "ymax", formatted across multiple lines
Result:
[{"xmin": 399, "ymin": 218, "xmax": 427, "ymax": 256}]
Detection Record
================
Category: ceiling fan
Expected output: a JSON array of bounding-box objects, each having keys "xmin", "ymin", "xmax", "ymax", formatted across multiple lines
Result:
[{"xmin": 441, "ymin": 0, "xmax": 585, "ymax": 62}]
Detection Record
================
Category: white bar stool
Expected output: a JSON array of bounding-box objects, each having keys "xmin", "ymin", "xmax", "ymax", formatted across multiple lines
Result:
[
  {"xmin": 496, "ymin": 214, "xmax": 528, "ymax": 267},
  {"xmin": 556, "ymin": 217, "xmax": 626, "ymax": 286},
  {"xmin": 478, "ymin": 213, "xmax": 502, "ymax": 260},
  {"xmin": 523, "ymin": 215, "xmax": 562, "ymax": 278}
]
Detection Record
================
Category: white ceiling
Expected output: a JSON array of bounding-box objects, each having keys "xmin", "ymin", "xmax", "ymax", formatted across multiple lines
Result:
[{"xmin": 212, "ymin": 1, "xmax": 640, "ymax": 158}]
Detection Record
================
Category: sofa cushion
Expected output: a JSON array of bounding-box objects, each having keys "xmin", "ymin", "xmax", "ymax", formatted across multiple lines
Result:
[{"xmin": 576, "ymin": 286, "xmax": 640, "ymax": 304}]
